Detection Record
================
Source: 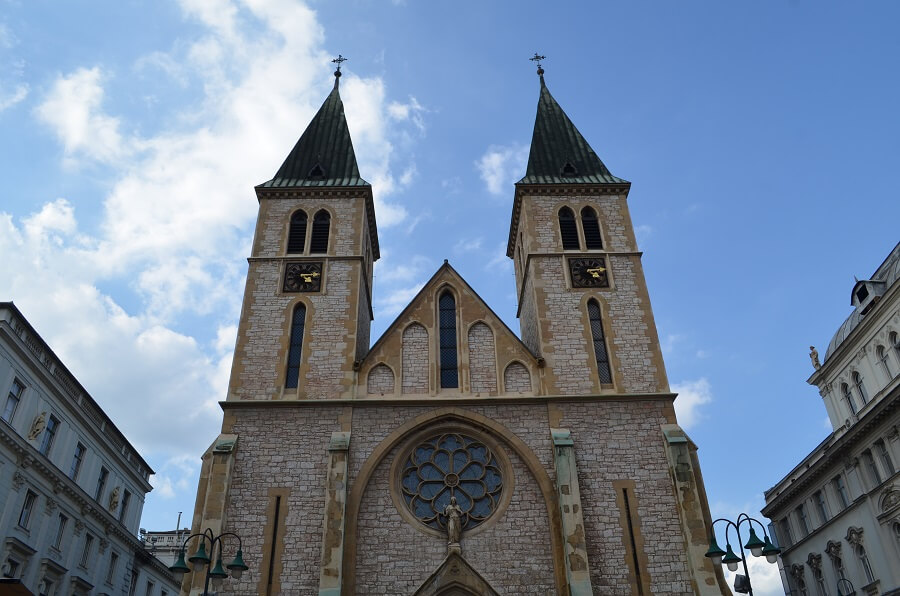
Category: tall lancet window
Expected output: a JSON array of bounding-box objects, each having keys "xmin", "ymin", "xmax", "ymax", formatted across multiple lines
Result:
[
  {"xmin": 587, "ymin": 299, "xmax": 612, "ymax": 384},
  {"xmin": 439, "ymin": 291, "xmax": 459, "ymax": 388},
  {"xmin": 581, "ymin": 207, "xmax": 603, "ymax": 249},
  {"xmin": 285, "ymin": 304, "xmax": 307, "ymax": 389},
  {"xmin": 287, "ymin": 210, "xmax": 307, "ymax": 253},
  {"xmin": 558, "ymin": 207, "xmax": 580, "ymax": 250},
  {"xmin": 310, "ymin": 210, "xmax": 330, "ymax": 253}
]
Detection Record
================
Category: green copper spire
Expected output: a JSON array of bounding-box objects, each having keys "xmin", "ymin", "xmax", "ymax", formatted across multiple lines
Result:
[
  {"xmin": 259, "ymin": 65, "xmax": 369, "ymax": 189},
  {"xmin": 518, "ymin": 70, "xmax": 627, "ymax": 185}
]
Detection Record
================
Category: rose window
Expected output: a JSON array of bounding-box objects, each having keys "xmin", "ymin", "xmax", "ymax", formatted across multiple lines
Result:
[{"xmin": 400, "ymin": 433, "xmax": 503, "ymax": 532}]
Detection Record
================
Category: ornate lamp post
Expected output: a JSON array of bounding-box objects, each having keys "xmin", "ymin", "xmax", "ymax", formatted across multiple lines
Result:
[
  {"xmin": 705, "ymin": 513, "xmax": 781, "ymax": 595},
  {"xmin": 169, "ymin": 528, "xmax": 248, "ymax": 595}
]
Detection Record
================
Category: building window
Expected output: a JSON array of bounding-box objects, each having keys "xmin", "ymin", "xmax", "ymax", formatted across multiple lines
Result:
[
  {"xmin": 856, "ymin": 544, "xmax": 875, "ymax": 584},
  {"xmin": 832, "ymin": 554, "xmax": 846, "ymax": 582},
  {"xmin": 18, "ymin": 490, "xmax": 37, "ymax": 529},
  {"xmin": 580, "ymin": 207, "xmax": 603, "ymax": 249},
  {"xmin": 69, "ymin": 442, "xmax": 86, "ymax": 480},
  {"xmin": 795, "ymin": 504, "xmax": 810, "ymax": 537},
  {"xmin": 3, "ymin": 558, "xmax": 20, "ymax": 578},
  {"xmin": 284, "ymin": 304, "xmax": 307, "ymax": 389},
  {"xmin": 812, "ymin": 566, "xmax": 826, "ymax": 596},
  {"xmin": 892, "ymin": 331, "xmax": 900, "ymax": 366},
  {"xmin": 53, "ymin": 514, "xmax": 68, "ymax": 549},
  {"xmin": 852, "ymin": 371, "xmax": 868, "ymax": 405},
  {"xmin": 80, "ymin": 534, "xmax": 94, "ymax": 568},
  {"xmin": 862, "ymin": 449, "xmax": 882, "ymax": 486},
  {"xmin": 558, "ymin": 207, "xmax": 580, "ymax": 250},
  {"xmin": 95, "ymin": 466, "xmax": 109, "ymax": 501},
  {"xmin": 877, "ymin": 345, "xmax": 893, "ymax": 379},
  {"xmin": 119, "ymin": 490, "xmax": 131, "ymax": 523},
  {"xmin": 39, "ymin": 414, "xmax": 60, "ymax": 455},
  {"xmin": 3, "ymin": 378, "xmax": 24, "ymax": 423},
  {"xmin": 842, "ymin": 383, "xmax": 857, "ymax": 415},
  {"xmin": 145, "ymin": 580, "xmax": 154, "ymax": 596},
  {"xmin": 813, "ymin": 490, "xmax": 829, "ymax": 523},
  {"xmin": 309, "ymin": 209, "xmax": 330, "ymax": 253},
  {"xmin": 587, "ymin": 299, "xmax": 612, "ymax": 384},
  {"xmin": 875, "ymin": 439, "xmax": 895, "ymax": 476},
  {"xmin": 833, "ymin": 475, "xmax": 850, "ymax": 509},
  {"xmin": 286, "ymin": 210, "xmax": 307, "ymax": 253},
  {"xmin": 438, "ymin": 292, "xmax": 459, "ymax": 388},
  {"xmin": 778, "ymin": 517, "xmax": 794, "ymax": 548}
]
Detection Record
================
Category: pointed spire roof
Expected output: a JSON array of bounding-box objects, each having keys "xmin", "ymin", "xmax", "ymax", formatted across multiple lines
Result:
[
  {"xmin": 518, "ymin": 74, "xmax": 627, "ymax": 185},
  {"xmin": 258, "ymin": 74, "xmax": 369, "ymax": 188}
]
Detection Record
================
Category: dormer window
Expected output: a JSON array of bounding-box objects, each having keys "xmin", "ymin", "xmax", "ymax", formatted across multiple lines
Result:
[
  {"xmin": 855, "ymin": 285, "xmax": 869, "ymax": 303},
  {"xmin": 561, "ymin": 161, "xmax": 578, "ymax": 177},
  {"xmin": 851, "ymin": 279, "xmax": 885, "ymax": 315},
  {"xmin": 308, "ymin": 162, "xmax": 326, "ymax": 180}
]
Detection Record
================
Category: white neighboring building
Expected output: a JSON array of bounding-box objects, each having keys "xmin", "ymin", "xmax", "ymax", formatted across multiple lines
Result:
[
  {"xmin": 0, "ymin": 302, "xmax": 178, "ymax": 596},
  {"xmin": 140, "ymin": 529, "xmax": 190, "ymax": 568},
  {"xmin": 763, "ymin": 242, "xmax": 900, "ymax": 596}
]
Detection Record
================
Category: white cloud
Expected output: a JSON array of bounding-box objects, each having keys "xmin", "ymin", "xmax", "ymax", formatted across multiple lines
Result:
[
  {"xmin": 672, "ymin": 377, "xmax": 713, "ymax": 429},
  {"xmin": 661, "ymin": 333, "xmax": 683, "ymax": 355},
  {"xmin": 35, "ymin": 67, "xmax": 128, "ymax": 163},
  {"xmin": 387, "ymin": 96, "xmax": 426, "ymax": 133},
  {"xmin": 485, "ymin": 241, "xmax": 512, "ymax": 273},
  {"xmin": 375, "ymin": 283, "xmax": 425, "ymax": 319},
  {"xmin": 722, "ymin": 550, "xmax": 785, "ymax": 596},
  {"xmin": 0, "ymin": 83, "xmax": 27, "ymax": 112},
  {"xmin": 476, "ymin": 143, "xmax": 528, "ymax": 195},
  {"xmin": 453, "ymin": 237, "xmax": 483, "ymax": 254}
]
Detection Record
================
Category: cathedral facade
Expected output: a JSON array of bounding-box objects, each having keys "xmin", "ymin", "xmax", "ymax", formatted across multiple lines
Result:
[{"xmin": 185, "ymin": 67, "xmax": 728, "ymax": 595}]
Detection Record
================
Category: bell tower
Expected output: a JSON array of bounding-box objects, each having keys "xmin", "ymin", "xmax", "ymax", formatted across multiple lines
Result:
[
  {"xmin": 508, "ymin": 65, "xmax": 668, "ymax": 396},
  {"xmin": 228, "ymin": 66, "xmax": 378, "ymax": 401}
]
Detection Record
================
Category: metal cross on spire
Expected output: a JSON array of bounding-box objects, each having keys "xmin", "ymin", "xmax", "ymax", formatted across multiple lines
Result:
[
  {"xmin": 529, "ymin": 52, "xmax": 546, "ymax": 73},
  {"xmin": 332, "ymin": 54, "xmax": 348, "ymax": 73}
]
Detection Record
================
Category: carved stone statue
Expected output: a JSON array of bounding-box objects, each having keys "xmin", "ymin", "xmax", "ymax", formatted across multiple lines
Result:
[
  {"xmin": 809, "ymin": 346, "xmax": 821, "ymax": 370},
  {"xmin": 444, "ymin": 496, "xmax": 463, "ymax": 544},
  {"xmin": 108, "ymin": 486, "xmax": 120, "ymax": 512},
  {"xmin": 27, "ymin": 411, "xmax": 47, "ymax": 440}
]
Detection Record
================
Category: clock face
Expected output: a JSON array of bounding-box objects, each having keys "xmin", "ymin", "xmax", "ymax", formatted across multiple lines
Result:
[
  {"xmin": 283, "ymin": 262, "xmax": 323, "ymax": 292},
  {"xmin": 568, "ymin": 257, "xmax": 609, "ymax": 288}
]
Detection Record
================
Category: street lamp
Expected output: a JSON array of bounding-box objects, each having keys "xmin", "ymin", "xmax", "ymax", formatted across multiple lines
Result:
[
  {"xmin": 705, "ymin": 513, "xmax": 781, "ymax": 595},
  {"xmin": 169, "ymin": 528, "xmax": 249, "ymax": 595}
]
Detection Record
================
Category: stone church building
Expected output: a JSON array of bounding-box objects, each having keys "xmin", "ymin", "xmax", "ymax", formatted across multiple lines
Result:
[{"xmin": 186, "ymin": 66, "xmax": 729, "ymax": 595}]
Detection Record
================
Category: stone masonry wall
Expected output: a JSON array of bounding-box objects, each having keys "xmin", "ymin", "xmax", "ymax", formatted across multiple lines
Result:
[
  {"xmin": 366, "ymin": 363, "xmax": 394, "ymax": 395},
  {"xmin": 219, "ymin": 406, "xmax": 343, "ymax": 594},
  {"xmin": 402, "ymin": 323, "xmax": 429, "ymax": 394},
  {"xmin": 504, "ymin": 362, "xmax": 532, "ymax": 393},
  {"xmin": 557, "ymin": 400, "xmax": 693, "ymax": 594},
  {"xmin": 253, "ymin": 196, "xmax": 363, "ymax": 258},
  {"xmin": 468, "ymin": 322, "xmax": 497, "ymax": 394}
]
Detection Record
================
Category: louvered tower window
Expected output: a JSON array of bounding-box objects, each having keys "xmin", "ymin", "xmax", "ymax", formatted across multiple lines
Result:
[
  {"xmin": 587, "ymin": 299, "xmax": 612, "ymax": 383},
  {"xmin": 310, "ymin": 210, "xmax": 330, "ymax": 253},
  {"xmin": 558, "ymin": 207, "xmax": 580, "ymax": 250},
  {"xmin": 438, "ymin": 291, "xmax": 459, "ymax": 388},
  {"xmin": 287, "ymin": 210, "xmax": 307, "ymax": 253},
  {"xmin": 285, "ymin": 304, "xmax": 307, "ymax": 389},
  {"xmin": 581, "ymin": 207, "xmax": 603, "ymax": 249}
]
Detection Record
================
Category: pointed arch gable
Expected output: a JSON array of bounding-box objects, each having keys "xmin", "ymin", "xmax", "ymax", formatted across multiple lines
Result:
[{"xmin": 342, "ymin": 407, "xmax": 566, "ymax": 594}]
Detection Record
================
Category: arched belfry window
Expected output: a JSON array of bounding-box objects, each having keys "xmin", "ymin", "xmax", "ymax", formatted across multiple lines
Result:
[
  {"xmin": 287, "ymin": 210, "xmax": 307, "ymax": 254},
  {"xmin": 285, "ymin": 304, "xmax": 307, "ymax": 389},
  {"xmin": 581, "ymin": 207, "xmax": 603, "ymax": 249},
  {"xmin": 587, "ymin": 299, "xmax": 612, "ymax": 384},
  {"xmin": 438, "ymin": 291, "xmax": 459, "ymax": 388},
  {"xmin": 310, "ymin": 210, "xmax": 330, "ymax": 254},
  {"xmin": 558, "ymin": 207, "xmax": 580, "ymax": 250}
]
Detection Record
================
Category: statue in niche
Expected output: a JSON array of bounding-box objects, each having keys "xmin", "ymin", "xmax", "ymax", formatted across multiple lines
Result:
[
  {"xmin": 809, "ymin": 346, "xmax": 821, "ymax": 370},
  {"xmin": 444, "ymin": 496, "xmax": 464, "ymax": 545},
  {"xmin": 27, "ymin": 411, "xmax": 47, "ymax": 440},
  {"xmin": 108, "ymin": 486, "xmax": 120, "ymax": 513}
]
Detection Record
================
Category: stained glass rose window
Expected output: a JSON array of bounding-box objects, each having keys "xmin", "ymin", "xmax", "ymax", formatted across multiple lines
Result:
[{"xmin": 400, "ymin": 433, "xmax": 503, "ymax": 532}]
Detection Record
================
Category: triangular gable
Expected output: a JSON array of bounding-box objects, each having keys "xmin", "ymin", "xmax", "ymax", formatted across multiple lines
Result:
[
  {"xmin": 413, "ymin": 551, "xmax": 500, "ymax": 596},
  {"xmin": 358, "ymin": 261, "xmax": 539, "ymax": 397}
]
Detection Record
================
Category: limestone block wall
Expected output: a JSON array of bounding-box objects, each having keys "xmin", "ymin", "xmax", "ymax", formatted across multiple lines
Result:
[
  {"xmin": 402, "ymin": 324, "xmax": 429, "ymax": 394},
  {"xmin": 366, "ymin": 364, "xmax": 394, "ymax": 395},
  {"xmin": 504, "ymin": 362, "xmax": 532, "ymax": 393},
  {"xmin": 252, "ymin": 195, "xmax": 367, "ymax": 258},
  {"xmin": 468, "ymin": 322, "xmax": 497, "ymax": 394}
]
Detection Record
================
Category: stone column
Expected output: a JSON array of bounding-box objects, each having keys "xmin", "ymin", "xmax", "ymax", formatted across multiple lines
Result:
[
  {"xmin": 318, "ymin": 431, "xmax": 350, "ymax": 596},
  {"xmin": 550, "ymin": 428, "xmax": 593, "ymax": 596}
]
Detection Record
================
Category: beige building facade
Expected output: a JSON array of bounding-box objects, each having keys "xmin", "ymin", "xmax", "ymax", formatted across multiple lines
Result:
[{"xmin": 185, "ymin": 68, "xmax": 729, "ymax": 595}]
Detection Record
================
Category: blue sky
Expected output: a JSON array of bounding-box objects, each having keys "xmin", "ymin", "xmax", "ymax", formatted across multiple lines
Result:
[{"xmin": 2, "ymin": 2, "xmax": 899, "ymax": 592}]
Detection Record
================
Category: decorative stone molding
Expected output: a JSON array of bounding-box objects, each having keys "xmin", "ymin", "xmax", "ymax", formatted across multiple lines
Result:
[
  {"xmin": 99, "ymin": 538, "xmax": 109, "ymax": 554},
  {"xmin": 825, "ymin": 540, "xmax": 842, "ymax": 560},
  {"xmin": 807, "ymin": 552, "xmax": 822, "ymax": 570},
  {"xmin": 879, "ymin": 487, "xmax": 900, "ymax": 513},
  {"xmin": 12, "ymin": 470, "xmax": 25, "ymax": 490},
  {"xmin": 845, "ymin": 525, "xmax": 864, "ymax": 546},
  {"xmin": 43, "ymin": 498, "xmax": 58, "ymax": 515},
  {"xmin": 73, "ymin": 520, "xmax": 84, "ymax": 537},
  {"xmin": 27, "ymin": 411, "xmax": 47, "ymax": 440},
  {"xmin": 790, "ymin": 563, "xmax": 805, "ymax": 580}
]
